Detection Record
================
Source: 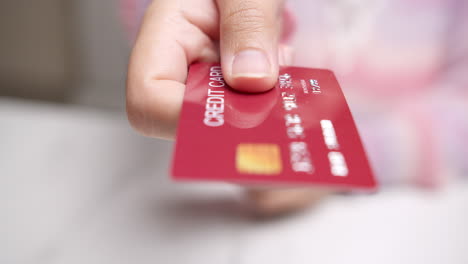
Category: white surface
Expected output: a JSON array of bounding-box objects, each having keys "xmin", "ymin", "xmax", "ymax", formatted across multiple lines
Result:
[{"xmin": 2, "ymin": 98, "xmax": 468, "ymax": 264}]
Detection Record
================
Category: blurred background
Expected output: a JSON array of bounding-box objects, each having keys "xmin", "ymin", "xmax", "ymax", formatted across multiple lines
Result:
[
  {"xmin": 0, "ymin": 0, "xmax": 128, "ymax": 108},
  {"xmin": 2, "ymin": 0, "xmax": 467, "ymax": 264}
]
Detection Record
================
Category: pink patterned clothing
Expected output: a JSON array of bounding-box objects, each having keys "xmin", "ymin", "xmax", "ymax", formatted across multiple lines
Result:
[{"xmin": 121, "ymin": 0, "xmax": 468, "ymax": 188}]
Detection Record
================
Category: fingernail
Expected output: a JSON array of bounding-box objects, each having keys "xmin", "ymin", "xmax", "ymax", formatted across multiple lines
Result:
[{"xmin": 231, "ymin": 49, "xmax": 271, "ymax": 78}]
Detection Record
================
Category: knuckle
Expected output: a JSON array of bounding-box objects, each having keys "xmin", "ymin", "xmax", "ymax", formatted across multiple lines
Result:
[
  {"xmin": 126, "ymin": 103, "xmax": 149, "ymax": 137},
  {"xmin": 126, "ymin": 77, "xmax": 179, "ymax": 139},
  {"xmin": 126, "ymin": 80, "xmax": 153, "ymax": 137}
]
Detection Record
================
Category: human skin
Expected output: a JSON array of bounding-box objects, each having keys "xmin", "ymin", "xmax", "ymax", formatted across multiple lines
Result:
[{"xmin": 126, "ymin": 0, "xmax": 328, "ymax": 216}]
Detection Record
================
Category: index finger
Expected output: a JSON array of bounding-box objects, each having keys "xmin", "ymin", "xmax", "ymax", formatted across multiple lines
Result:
[{"xmin": 126, "ymin": 0, "xmax": 217, "ymax": 139}]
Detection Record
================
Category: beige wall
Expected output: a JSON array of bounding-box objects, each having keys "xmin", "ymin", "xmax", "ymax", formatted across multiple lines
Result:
[
  {"xmin": 0, "ymin": 0, "xmax": 128, "ymax": 108},
  {"xmin": 0, "ymin": 0, "xmax": 72, "ymax": 101}
]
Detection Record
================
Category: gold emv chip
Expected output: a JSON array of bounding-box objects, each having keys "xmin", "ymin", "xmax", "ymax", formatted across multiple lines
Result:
[{"xmin": 236, "ymin": 144, "xmax": 282, "ymax": 175}]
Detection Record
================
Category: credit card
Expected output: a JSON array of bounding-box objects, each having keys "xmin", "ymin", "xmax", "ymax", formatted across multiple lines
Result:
[{"xmin": 171, "ymin": 63, "xmax": 376, "ymax": 190}]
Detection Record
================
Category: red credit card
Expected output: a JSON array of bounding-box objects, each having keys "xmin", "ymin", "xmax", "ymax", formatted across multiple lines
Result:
[{"xmin": 171, "ymin": 63, "xmax": 377, "ymax": 190}]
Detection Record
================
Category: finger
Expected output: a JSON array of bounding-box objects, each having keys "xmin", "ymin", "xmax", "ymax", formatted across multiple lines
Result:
[
  {"xmin": 126, "ymin": 1, "xmax": 218, "ymax": 139},
  {"xmin": 217, "ymin": 0, "xmax": 283, "ymax": 92},
  {"xmin": 246, "ymin": 188, "xmax": 332, "ymax": 217}
]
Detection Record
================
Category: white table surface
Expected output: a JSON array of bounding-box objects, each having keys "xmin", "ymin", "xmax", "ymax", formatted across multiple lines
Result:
[{"xmin": 2, "ymin": 97, "xmax": 468, "ymax": 264}]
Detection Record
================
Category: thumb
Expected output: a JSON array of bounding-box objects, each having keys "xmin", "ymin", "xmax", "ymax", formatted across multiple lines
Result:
[{"xmin": 217, "ymin": 0, "xmax": 283, "ymax": 92}]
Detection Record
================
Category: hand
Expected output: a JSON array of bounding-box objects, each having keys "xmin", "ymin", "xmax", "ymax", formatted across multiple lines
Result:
[
  {"xmin": 126, "ymin": 0, "xmax": 328, "ymax": 216},
  {"xmin": 127, "ymin": 0, "xmax": 294, "ymax": 139}
]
